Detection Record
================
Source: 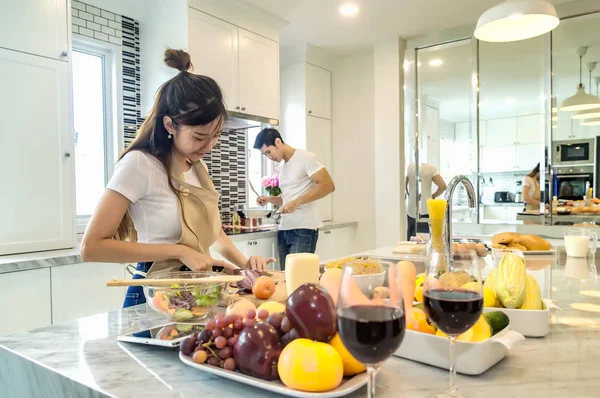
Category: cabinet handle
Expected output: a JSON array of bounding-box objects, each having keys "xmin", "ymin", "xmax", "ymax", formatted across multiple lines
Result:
[
  {"xmin": 64, "ymin": 152, "xmax": 71, "ymax": 158},
  {"xmin": 324, "ymin": 231, "xmax": 331, "ymax": 235},
  {"xmin": 241, "ymin": 107, "xmax": 246, "ymax": 111},
  {"xmin": 60, "ymin": 51, "xmax": 68, "ymax": 58},
  {"xmin": 253, "ymin": 241, "xmax": 257, "ymax": 245},
  {"xmin": 247, "ymin": 241, "xmax": 252, "ymax": 246},
  {"xmin": 235, "ymin": 106, "xmax": 240, "ymax": 110},
  {"xmin": 308, "ymin": 110, "xmax": 312, "ymax": 114}
]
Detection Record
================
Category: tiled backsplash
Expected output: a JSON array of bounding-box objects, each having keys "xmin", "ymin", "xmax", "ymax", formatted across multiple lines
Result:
[
  {"xmin": 72, "ymin": 1, "xmax": 142, "ymax": 148},
  {"xmin": 204, "ymin": 131, "xmax": 248, "ymax": 224},
  {"xmin": 480, "ymin": 171, "xmax": 527, "ymax": 202}
]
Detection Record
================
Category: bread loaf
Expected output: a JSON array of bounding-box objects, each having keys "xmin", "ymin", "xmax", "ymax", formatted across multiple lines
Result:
[{"xmin": 491, "ymin": 232, "xmax": 551, "ymax": 251}]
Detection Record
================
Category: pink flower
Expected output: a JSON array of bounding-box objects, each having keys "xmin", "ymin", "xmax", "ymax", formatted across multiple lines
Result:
[
  {"xmin": 271, "ymin": 175, "xmax": 279, "ymax": 187},
  {"xmin": 261, "ymin": 176, "xmax": 271, "ymax": 188}
]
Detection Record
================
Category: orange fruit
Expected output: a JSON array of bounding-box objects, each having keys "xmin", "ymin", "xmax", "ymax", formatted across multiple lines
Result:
[
  {"xmin": 329, "ymin": 333, "xmax": 366, "ymax": 376},
  {"xmin": 406, "ymin": 308, "xmax": 435, "ymax": 334},
  {"xmin": 414, "ymin": 285, "xmax": 424, "ymax": 303},
  {"xmin": 278, "ymin": 338, "xmax": 343, "ymax": 392},
  {"xmin": 252, "ymin": 276, "xmax": 275, "ymax": 299}
]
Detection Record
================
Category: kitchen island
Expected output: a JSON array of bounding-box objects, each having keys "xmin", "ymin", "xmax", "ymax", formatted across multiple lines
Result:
[{"xmin": 1, "ymin": 251, "xmax": 599, "ymax": 398}]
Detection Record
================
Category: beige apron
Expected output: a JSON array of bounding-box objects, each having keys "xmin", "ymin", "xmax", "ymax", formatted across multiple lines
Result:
[
  {"xmin": 525, "ymin": 179, "xmax": 541, "ymax": 212},
  {"xmin": 148, "ymin": 158, "xmax": 222, "ymax": 276}
]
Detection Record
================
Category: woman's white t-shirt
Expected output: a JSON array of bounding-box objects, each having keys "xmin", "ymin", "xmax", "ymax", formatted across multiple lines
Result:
[
  {"xmin": 106, "ymin": 151, "xmax": 202, "ymax": 244},
  {"xmin": 522, "ymin": 176, "xmax": 539, "ymax": 199}
]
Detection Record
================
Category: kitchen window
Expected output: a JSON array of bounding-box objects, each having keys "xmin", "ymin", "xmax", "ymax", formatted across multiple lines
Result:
[
  {"xmin": 72, "ymin": 39, "xmax": 119, "ymax": 232},
  {"xmin": 246, "ymin": 128, "xmax": 275, "ymax": 209}
]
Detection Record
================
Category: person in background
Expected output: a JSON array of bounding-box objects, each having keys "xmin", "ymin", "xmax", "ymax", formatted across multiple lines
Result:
[
  {"xmin": 523, "ymin": 163, "xmax": 541, "ymax": 212},
  {"xmin": 253, "ymin": 128, "xmax": 335, "ymax": 269},
  {"xmin": 81, "ymin": 49, "xmax": 274, "ymax": 308},
  {"xmin": 405, "ymin": 162, "xmax": 447, "ymax": 239}
]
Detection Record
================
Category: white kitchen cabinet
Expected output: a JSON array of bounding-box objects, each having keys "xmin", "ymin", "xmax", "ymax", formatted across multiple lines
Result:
[
  {"xmin": 480, "ymin": 146, "xmax": 514, "ymax": 173},
  {"xmin": 425, "ymin": 106, "xmax": 440, "ymax": 141},
  {"xmin": 0, "ymin": 49, "xmax": 75, "ymax": 255},
  {"xmin": 0, "ymin": 0, "xmax": 68, "ymax": 61},
  {"xmin": 514, "ymin": 143, "xmax": 544, "ymax": 171},
  {"xmin": 486, "ymin": 118, "xmax": 517, "ymax": 147},
  {"xmin": 506, "ymin": 207, "xmax": 521, "ymax": 222},
  {"xmin": 238, "ymin": 28, "xmax": 279, "ymax": 120},
  {"xmin": 214, "ymin": 236, "xmax": 279, "ymax": 270},
  {"xmin": 306, "ymin": 64, "xmax": 331, "ymax": 119},
  {"xmin": 316, "ymin": 227, "xmax": 355, "ymax": 262},
  {"xmin": 517, "ymin": 114, "xmax": 543, "ymax": 144},
  {"xmin": 455, "ymin": 122, "xmax": 469, "ymax": 143},
  {"xmin": 480, "ymin": 121, "xmax": 487, "ymax": 146},
  {"xmin": 188, "ymin": 9, "xmax": 238, "ymax": 112},
  {"xmin": 306, "ymin": 116, "xmax": 333, "ymax": 222},
  {"xmin": 0, "ymin": 268, "xmax": 51, "ymax": 337},
  {"xmin": 50, "ymin": 262, "xmax": 126, "ymax": 324}
]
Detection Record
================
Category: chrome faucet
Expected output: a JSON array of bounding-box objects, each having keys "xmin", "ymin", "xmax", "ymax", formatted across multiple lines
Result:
[{"xmin": 444, "ymin": 175, "xmax": 476, "ymax": 250}]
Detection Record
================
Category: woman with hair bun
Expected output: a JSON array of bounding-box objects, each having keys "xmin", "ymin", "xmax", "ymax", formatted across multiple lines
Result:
[{"xmin": 81, "ymin": 49, "xmax": 275, "ymax": 308}]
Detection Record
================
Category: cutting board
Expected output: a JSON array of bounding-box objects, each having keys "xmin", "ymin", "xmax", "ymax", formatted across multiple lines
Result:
[{"xmin": 221, "ymin": 271, "xmax": 288, "ymax": 307}]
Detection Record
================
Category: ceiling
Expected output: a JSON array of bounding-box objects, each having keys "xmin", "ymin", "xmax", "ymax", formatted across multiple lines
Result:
[
  {"xmin": 247, "ymin": 0, "xmax": 575, "ymax": 55},
  {"xmin": 418, "ymin": 11, "xmax": 600, "ymax": 123}
]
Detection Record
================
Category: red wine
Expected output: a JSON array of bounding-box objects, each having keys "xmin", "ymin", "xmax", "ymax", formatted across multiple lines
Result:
[
  {"xmin": 338, "ymin": 305, "xmax": 405, "ymax": 365},
  {"xmin": 423, "ymin": 289, "xmax": 483, "ymax": 336}
]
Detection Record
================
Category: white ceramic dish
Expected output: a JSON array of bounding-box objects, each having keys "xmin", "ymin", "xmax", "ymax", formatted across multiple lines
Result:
[
  {"xmin": 352, "ymin": 271, "xmax": 386, "ymax": 295},
  {"xmin": 394, "ymin": 325, "xmax": 524, "ymax": 375},
  {"xmin": 179, "ymin": 352, "xmax": 368, "ymax": 397},
  {"xmin": 483, "ymin": 299, "xmax": 552, "ymax": 337}
]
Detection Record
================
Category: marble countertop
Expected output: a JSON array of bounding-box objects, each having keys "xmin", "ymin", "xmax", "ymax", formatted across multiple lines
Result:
[
  {"xmin": 1, "ymin": 250, "xmax": 599, "ymax": 397},
  {"xmin": 0, "ymin": 221, "xmax": 357, "ymax": 275}
]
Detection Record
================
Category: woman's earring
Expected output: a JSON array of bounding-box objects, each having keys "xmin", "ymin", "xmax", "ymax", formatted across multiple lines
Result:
[{"xmin": 168, "ymin": 133, "xmax": 172, "ymax": 139}]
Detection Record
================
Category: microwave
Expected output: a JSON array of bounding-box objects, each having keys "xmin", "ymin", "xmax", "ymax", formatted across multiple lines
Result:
[{"xmin": 552, "ymin": 139, "xmax": 595, "ymax": 166}]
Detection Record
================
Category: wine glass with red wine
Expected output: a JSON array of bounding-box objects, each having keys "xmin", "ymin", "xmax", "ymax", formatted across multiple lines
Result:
[
  {"xmin": 423, "ymin": 248, "xmax": 483, "ymax": 398},
  {"xmin": 337, "ymin": 262, "xmax": 405, "ymax": 398}
]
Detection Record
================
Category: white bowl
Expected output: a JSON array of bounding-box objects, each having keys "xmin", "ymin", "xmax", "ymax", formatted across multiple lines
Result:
[{"xmin": 352, "ymin": 271, "xmax": 386, "ymax": 295}]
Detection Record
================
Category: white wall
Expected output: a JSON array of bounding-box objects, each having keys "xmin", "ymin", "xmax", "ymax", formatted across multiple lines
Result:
[
  {"xmin": 332, "ymin": 51, "xmax": 376, "ymax": 252},
  {"xmin": 78, "ymin": 0, "xmax": 188, "ymax": 116},
  {"xmin": 374, "ymin": 38, "xmax": 406, "ymax": 246}
]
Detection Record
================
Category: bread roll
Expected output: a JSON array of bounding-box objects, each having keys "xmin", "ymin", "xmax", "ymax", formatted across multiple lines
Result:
[
  {"xmin": 520, "ymin": 234, "xmax": 552, "ymax": 251},
  {"xmin": 492, "ymin": 232, "xmax": 520, "ymax": 246},
  {"xmin": 491, "ymin": 232, "xmax": 551, "ymax": 251}
]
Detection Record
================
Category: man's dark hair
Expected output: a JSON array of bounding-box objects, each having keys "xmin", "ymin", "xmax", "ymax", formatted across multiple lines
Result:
[{"xmin": 253, "ymin": 128, "xmax": 284, "ymax": 149}]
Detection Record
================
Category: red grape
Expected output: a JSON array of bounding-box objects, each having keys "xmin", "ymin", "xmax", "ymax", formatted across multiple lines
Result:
[
  {"xmin": 219, "ymin": 346, "xmax": 232, "ymax": 359},
  {"xmin": 192, "ymin": 349, "xmax": 208, "ymax": 364},
  {"xmin": 214, "ymin": 336, "xmax": 227, "ymax": 349},
  {"xmin": 216, "ymin": 317, "xmax": 228, "ymax": 329},
  {"xmin": 212, "ymin": 328, "xmax": 223, "ymax": 338},
  {"xmin": 224, "ymin": 315, "xmax": 235, "ymax": 325},
  {"xmin": 244, "ymin": 318, "xmax": 255, "ymax": 328},
  {"xmin": 215, "ymin": 312, "xmax": 224, "ymax": 321},
  {"xmin": 223, "ymin": 327, "xmax": 233, "ymax": 338},
  {"xmin": 227, "ymin": 336, "xmax": 237, "ymax": 347},
  {"xmin": 246, "ymin": 309, "xmax": 256, "ymax": 320},
  {"xmin": 207, "ymin": 357, "xmax": 221, "ymax": 367},
  {"xmin": 180, "ymin": 336, "xmax": 197, "ymax": 356},
  {"xmin": 223, "ymin": 357, "xmax": 236, "ymax": 371},
  {"xmin": 280, "ymin": 316, "xmax": 292, "ymax": 333},
  {"xmin": 194, "ymin": 345, "xmax": 205, "ymax": 353},
  {"xmin": 233, "ymin": 319, "xmax": 243, "ymax": 331},
  {"xmin": 205, "ymin": 320, "xmax": 216, "ymax": 331},
  {"xmin": 197, "ymin": 330, "xmax": 211, "ymax": 344},
  {"xmin": 257, "ymin": 309, "xmax": 268, "ymax": 320},
  {"xmin": 266, "ymin": 313, "xmax": 283, "ymax": 331}
]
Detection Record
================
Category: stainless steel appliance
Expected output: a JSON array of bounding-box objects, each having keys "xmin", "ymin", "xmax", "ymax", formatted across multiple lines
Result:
[
  {"xmin": 494, "ymin": 191, "xmax": 513, "ymax": 202},
  {"xmin": 552, "ymin": 139, "xmax": 595, "ymax": 166},
  {"xmin": 553, "ymin": 165, "xmax": 594, "ymax": 201}
]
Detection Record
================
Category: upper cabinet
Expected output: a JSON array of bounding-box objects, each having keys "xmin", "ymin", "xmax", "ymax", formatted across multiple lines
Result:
[
  {"xmin": 306, "ymin": 64, "xmax": 331, "ymax": 119},
  {"xmin": 517, "ymin": 114, "xmax": 543, "ymax": 144},
  {"xmin": 0, "ymin": 0, "xmax": 68, "ymax": 61},
  {"xmin": 485, "ymin": 118, "xmax": 517, "ymax": 147},
  {"xmin": 188, "ymin": 9, "xmax": 238, "ymax": 112},
  {"xmin": 238, "ymin": 29, "xmax": 279, "ymax": 120},
  {"xmin": 188, "ymin": 8, "xmax": 280, "ymax": 121}
]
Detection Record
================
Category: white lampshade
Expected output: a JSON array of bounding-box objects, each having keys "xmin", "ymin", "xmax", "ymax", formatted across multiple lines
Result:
[
  {"xmin": 560, "ymin": 84, "xmax": 600, "ymax": 112},
  {"xmin": 572, "ymin": 108, "xmax": 600, "ymax": 119},
  {"xmin": 474, "ymin": 0, "xmax": 559, "ymax": 42},
  {"xmin": 582, "ymin": 117, "xmax": 600, "ymax": 126}
]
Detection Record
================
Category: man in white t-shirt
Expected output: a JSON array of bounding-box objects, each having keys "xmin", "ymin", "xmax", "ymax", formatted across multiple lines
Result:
[
  {"xmin": 405, "ymin": 162, "xmax": 447, "ymax": 239},
  {"xmin": 254, "ymin": 128, "xmax": 335, "ymax": 269}
]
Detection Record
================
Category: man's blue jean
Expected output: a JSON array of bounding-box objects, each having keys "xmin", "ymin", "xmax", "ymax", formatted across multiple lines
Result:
[{"xmin": 277, "ymin": 229, "xmax": 319, "ymax": 270}]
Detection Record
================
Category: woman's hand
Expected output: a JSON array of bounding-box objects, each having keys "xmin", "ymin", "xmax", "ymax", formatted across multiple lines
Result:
[
  {"xmin": 178, "ymin": 245, "xmax": 238, "ymax": 271},
  {"xmin": 246, "ymin": 256, "xmax": 277, "ymax": 272}
]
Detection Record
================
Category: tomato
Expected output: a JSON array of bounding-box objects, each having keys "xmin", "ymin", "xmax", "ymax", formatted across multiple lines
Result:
[{"xmin": 252, "ymin": 276, "xmax": 275, "ymax": 299}]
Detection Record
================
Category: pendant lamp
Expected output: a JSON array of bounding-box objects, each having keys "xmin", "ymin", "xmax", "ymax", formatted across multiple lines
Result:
[
  {"xmin": 560, "ymin": 47, "xmax": 600, "ymax": 112},
  {"xmin": 572, "ymin": 74, "xmax": 600, "ymax": 119},
  {"xmin": 474, "ymin": 0, "xmax": 559, "ymax": 42}
]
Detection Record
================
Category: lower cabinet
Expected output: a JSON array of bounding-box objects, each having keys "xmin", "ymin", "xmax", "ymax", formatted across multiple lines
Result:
[
  {"xmin": 213, "ymin": 237, "xmax": 279, "ymax": 270},
  {"xmin": 0, "ymin": 268, "xmax": 52, "ymax": 337},
  {"xmin": 50, "ymin": 262, "xmax": 126, "ymax": 324},
  {"xmin": 316, "ymin": 227, "xmax": 355, "ymax": 262}
]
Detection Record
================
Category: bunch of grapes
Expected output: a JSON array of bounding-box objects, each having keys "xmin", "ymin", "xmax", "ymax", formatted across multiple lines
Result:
[{"xmin": 180, "ymin": 308, "xmax": 293, "ymax": 371}]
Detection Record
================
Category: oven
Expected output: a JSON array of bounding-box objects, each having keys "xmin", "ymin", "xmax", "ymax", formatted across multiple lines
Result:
[
  {"xmin": 553, "ymin": 165, "xmax": 594, "ymax": 201},
  {"xmin": 552, "ymin": 139, "xmax": 595, "ymax": 166}
]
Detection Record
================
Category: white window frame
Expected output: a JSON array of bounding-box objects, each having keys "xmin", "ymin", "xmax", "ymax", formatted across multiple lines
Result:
[{"xmin": 72, "ymin": 36, "xmax": 124, "ymax": 234}]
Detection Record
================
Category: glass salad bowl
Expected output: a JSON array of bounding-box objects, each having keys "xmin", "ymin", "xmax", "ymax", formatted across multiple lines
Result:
[{"xmin": 144, "ymin": 271, "xmax": 226, "ymax": 322}]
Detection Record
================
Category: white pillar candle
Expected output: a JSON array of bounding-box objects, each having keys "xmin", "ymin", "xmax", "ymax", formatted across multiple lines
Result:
[{"xmin": 285, "ymin": 253, "xmax": 321, "ymax": 296}]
